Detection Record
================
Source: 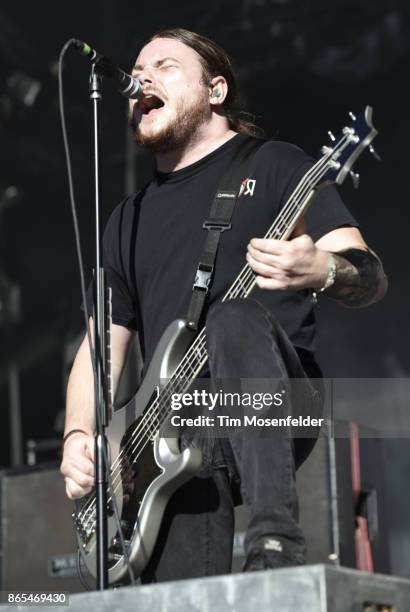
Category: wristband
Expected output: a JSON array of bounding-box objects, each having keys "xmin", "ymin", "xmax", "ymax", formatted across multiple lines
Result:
[
  {"xmin": 318, "ymin": 253, "xmax": 337, "ymax": 292},
  {"xmin": 62, "ymin": 429, "xmax": 90, "ymax": 446},
  {"xmin": 312, "ymin": 253, "xmax": 337, "ymax": 304},
  {"xmin": 319, "ymin": 253, "xmax": 337, "ymax": 292}
]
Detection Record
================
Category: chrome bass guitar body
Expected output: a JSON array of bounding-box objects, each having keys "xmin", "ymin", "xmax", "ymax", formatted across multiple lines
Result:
[{"xmin": 73, "ymin": 319, "xmax": 202, "ymax": 585}]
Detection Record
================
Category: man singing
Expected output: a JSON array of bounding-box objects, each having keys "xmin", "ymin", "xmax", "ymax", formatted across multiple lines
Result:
[{"xmin": 60, "ymin": 28, "xmax": 387, "ymax": 582}]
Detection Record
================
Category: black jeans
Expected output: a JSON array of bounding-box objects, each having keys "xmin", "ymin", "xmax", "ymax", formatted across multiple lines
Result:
[{"xmin": 141, "ymin": 298, "xmax": 323, "ymax": 583}]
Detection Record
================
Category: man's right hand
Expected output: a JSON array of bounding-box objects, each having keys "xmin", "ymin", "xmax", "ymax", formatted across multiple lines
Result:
[{"xmin": 60, "ymin": 433, "xmax": 95, "ymax": 499}]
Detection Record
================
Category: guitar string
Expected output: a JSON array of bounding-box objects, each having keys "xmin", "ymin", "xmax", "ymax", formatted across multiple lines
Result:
[
  {"xmin": 76, "ymin": 139, "xmax": 347, "ymax": 530},
  {"xmin": 77, "ymin": 137, "xmax": 350, "ymax": 529}
]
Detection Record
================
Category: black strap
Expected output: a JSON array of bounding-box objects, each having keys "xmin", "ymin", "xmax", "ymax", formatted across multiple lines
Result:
[{"xmin": 187, "ymin": 136, "xmax": 265, "ymax": 330}]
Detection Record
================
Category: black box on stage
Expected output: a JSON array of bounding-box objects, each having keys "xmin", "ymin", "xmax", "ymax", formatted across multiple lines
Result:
[{"xmin": 0, "ymin": 464, "xmax": 84, "ymax": 592}]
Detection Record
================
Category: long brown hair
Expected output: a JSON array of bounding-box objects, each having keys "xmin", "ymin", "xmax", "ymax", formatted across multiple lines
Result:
[{"xmin": 147, "ymin": 28, "xmax": 263, "ymax": 137}]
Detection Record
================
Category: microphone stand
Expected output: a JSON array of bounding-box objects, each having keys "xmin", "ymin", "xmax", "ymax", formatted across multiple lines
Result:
[{"xmin": 89, "ymin": 64, "xmax": 110, "ymax": 590}]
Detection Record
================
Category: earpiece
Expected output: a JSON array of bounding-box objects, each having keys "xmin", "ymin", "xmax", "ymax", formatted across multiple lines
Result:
[{"xmin": 211, "ymin": 89, "xmax": 221, "ymax": 98}]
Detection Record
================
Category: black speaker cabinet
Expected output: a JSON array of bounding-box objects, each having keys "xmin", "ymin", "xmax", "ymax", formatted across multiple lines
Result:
[
  {"xmin": 232, "ymin": 432, "xmax": 356, "ymax": 572},
  {"xmin": 0, "ymin": 464, "xmax": 85, "ymax": 592}
]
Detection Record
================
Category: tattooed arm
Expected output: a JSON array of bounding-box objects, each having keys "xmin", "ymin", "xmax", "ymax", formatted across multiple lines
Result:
[
  {"xmin": 246, "ymin": 226, "xmax": 388, "ymax": 308},
  {"xmin": 314, "ymin": 226, "xmax": 388, "ymax": 307},
  {"xmin": 322, "ymin": 247, "xmax": 388, "ymax": 308}
]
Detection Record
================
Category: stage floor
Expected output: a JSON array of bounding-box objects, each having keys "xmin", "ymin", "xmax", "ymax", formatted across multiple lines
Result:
[{"xmin": 7, "ymin": 563, "xmax": 410, "ymax": 612}]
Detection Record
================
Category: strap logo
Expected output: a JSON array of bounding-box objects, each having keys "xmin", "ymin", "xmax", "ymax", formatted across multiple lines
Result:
[
  {"xmin": 239, "ymin": 178, "xmax": 256, "ymax": 197},
  {"xmin": 217, "ymin": 191, "xmax": 236, "ymax": 199}
]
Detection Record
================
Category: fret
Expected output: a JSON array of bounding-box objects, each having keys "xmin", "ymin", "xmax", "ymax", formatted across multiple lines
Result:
[
  {"xmin": 145, "ymin": 421, "xmax": 158, "ymax": 441},
  {"xmin": 269, "ymin": 226, "xmax": 283, "ymax": 240},
  {"xmin": 143, "ymin": 407, "xmax": 160, "ymax": 440},
  {"xmin": 182, "ymin": 359, "xmax": 197, "ymax": 379},
  {"xmin": 194, "ymin": 344, "xmax": 204, "ymax": 362},
  {"xmin": 224, "ymin": 285, "xmax": 235, "ymax": 300},
  {"xmin": 235, "ymin": 273, "xmax": 248, "ymax": 298}
]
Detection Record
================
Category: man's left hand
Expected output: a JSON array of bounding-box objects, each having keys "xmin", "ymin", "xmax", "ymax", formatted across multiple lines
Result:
[{"xmin": 246, "ymin": 235, "xmax": 330, "ymax": 291}]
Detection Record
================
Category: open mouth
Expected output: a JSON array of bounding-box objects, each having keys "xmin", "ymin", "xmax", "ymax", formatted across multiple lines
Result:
[{"xmin": 139, "ymin": 94, "xmax": 165, "ymax": 116}]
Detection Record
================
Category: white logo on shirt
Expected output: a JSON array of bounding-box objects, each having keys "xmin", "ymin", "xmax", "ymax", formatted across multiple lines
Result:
[{"xmin": 239, "ymin": 178, "xmax": 256, "ymax": 197}]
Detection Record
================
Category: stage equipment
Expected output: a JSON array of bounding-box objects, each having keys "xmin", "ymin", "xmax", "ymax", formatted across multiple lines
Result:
[
  {"xmin": 59, "ymin": 38, "xmax": 139, "ymax": 590},
  {"xmin": 72, "ymin": 40, "xmax": 141, "ymax": 99},
  {"xmin": 0, "ymin": 465, "xmax": 84, "ymax": 592}
]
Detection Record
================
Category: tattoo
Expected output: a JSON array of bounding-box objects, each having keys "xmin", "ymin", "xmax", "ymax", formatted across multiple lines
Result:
[{"xmin": 324, "ymin": 248, "xmax": 388, "ymax": 308}]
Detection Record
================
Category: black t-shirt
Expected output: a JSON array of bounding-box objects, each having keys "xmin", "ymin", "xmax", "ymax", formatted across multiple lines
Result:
[{"xmin": 99, "ymin": 133, "xmax": 358, "ymax": 369}]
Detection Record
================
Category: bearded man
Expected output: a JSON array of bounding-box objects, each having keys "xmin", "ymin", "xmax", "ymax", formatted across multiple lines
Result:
[{"xmin": 60, "ymin": 28, "xmax": 387, "ymax": 582}]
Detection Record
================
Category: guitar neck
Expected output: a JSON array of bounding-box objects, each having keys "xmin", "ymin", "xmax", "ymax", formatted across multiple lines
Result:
[{"xmin": 223, "ymin": 150, "xmax": 333, "ymax": 302}]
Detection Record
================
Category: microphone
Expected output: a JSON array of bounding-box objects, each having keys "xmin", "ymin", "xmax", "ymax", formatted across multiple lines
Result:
[{"xmin": 72, "ymin": 39, "xmax": 142, "ymax": 100}]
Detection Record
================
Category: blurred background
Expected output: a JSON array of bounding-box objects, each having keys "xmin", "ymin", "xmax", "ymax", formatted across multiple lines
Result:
[{"xmin": 0, "ymin": 0, "xmax": 409, "ymax": 577}]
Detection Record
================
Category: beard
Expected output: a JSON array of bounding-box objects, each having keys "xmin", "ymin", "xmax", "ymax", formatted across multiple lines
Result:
[{"xmin": 130, "ymin": 91, "xmax": 211, "ymax": 154}]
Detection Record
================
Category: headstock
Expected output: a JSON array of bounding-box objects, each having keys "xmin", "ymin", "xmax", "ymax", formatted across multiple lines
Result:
[{"xmin": 320, "ymin": 106, "xmax": 379, "ymax": 189}]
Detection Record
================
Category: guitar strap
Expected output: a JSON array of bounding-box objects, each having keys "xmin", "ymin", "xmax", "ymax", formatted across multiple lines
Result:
[{"xmin": 186, "ymin": 136, "xmax": 266, "ymax": 330}]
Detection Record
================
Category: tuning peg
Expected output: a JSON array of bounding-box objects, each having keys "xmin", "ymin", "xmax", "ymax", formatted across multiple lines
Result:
[
  {"xmin": 321, "ymin": 145, "xmax": 333, "ymax": 156},
  {"xmin": 349, "ymin": 112, "xmax": 356, "ymax": 121},
  {"xmin": 368, "ymin": 144, "xmax": 381, "ymax": 161},
  {"xmin": 328, "ymin": 130, "xmax": 336, "ymax": 142},
  {"xmin": 349, "ymin": 170, "xmax": 360, "ymax": 189}
]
